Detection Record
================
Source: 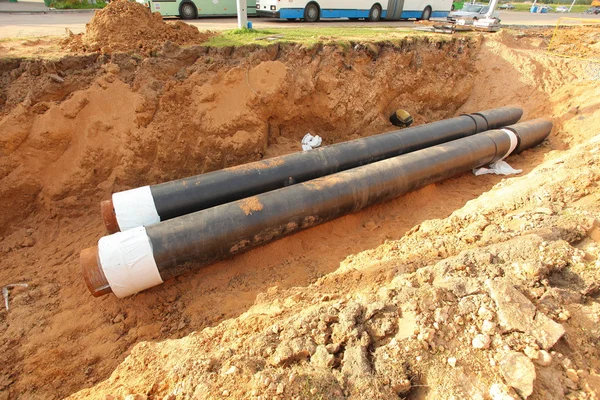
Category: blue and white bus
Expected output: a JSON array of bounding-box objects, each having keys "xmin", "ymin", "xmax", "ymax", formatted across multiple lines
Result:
[{"xmin": 256, "ymin": 0, "xmax": 451, "ymax": 21}]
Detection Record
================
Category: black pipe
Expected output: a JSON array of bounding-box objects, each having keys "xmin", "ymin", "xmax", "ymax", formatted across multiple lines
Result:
[
  {"xmin": 102, "ymin": 107, "xmax": 524, "ymax": 233},
  {"xmin": 82, "ymin": 118, "xmax": 551, "ymax": 297}
]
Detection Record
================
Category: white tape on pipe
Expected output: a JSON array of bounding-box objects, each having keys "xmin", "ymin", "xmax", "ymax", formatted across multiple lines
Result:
[
  {"xmin": 500, "ymin": 128, "xmax": 519, "ymax": 160},
  {"xmin": 113, "ymin": 186, "xmax": 160, "ymax": 231},
  {"xmin": 98, "ymin": 226, "xmax": 163, "ymax": 298}
]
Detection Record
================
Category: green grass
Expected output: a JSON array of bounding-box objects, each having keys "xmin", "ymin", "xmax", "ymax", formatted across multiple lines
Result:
[
  {"xmin": 204, "ymin": 27, "xmax": 447, "ymax": 47},
  {"xmin": 49, "ymin": 0, "xmax": 106, "ymax": 9},
  {"xmin": 509, "ymin": 3, "xmax": 590, "ymax": 12}
]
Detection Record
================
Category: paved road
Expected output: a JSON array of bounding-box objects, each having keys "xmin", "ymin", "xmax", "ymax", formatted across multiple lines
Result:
[{"xmin": 1, "ymin": 10, "xmax": 599, "ymax": 39}]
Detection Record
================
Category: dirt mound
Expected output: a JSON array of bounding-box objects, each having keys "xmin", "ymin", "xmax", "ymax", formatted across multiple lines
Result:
[
  {"xmin": 547, "ymin": 25, "xmax": 600, "ymax": 61},
  {"xmin": 62, "ymin": 0, "xmax": 213, "ymax": 54}
]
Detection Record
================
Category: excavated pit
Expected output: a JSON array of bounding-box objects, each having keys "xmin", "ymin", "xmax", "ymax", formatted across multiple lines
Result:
[{"xmin": 1, "ymin": 30, "xmax": 599, "ymax": 400}]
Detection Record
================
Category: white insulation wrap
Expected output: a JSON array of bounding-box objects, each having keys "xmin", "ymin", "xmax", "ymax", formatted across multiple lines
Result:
[
  {"xmin": 473, "ymin": 129, "xmax": 522, "ymax": 176},
  {"xmin": 98, "ymin": 226, "xmax": 163, "ymax": 298},
  {"xmin": 500, "ymin": 128, "xmax": 519, "ymax": 160},
  {"xmin": 112, "ymin": 186, "xmax": 160, "ymax": 231}
]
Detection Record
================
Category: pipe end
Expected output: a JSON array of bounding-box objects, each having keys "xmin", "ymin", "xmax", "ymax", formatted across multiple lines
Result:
[
  {"xmin": 505, "ymin": 117, "xmax": 553, "ymax": 154},
  {"xmin": 101, "ymin": 199, "xmax": 120, "ymax": 234},
  {"xmin": 81, "ymin": 247, "xmax": 112, "ymax": 297}
]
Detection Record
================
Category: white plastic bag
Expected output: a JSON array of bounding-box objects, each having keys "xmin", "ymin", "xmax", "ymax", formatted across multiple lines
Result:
[
  {"xmin": 301, "ymin": 133, "xmax": 322, "ymax": 151},
  {"xmin": 473, "ymin": 160, "xmax": 522, "ymax": 176}
]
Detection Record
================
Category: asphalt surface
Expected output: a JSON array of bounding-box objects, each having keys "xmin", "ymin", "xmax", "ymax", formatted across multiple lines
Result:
[{"xmin": 0, "ymin": 10, "xmax": 599, "ymax": 39}]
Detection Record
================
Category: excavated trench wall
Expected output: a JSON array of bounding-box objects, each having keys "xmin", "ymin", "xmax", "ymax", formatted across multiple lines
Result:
[{"xmin": 0, "ymin": 38, "xmax": 479, "ymax": 237}]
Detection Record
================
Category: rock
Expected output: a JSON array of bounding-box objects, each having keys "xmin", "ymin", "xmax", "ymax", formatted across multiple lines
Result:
[
  {"xmin": 529, "ymin": 312, "xmax": 565, "ymax": 350},
  {"xmin": 557, "ymin": 310, "xmax": 570, "ymax": 321},
  {"xmin": 223, "ymin": 366, "xmax": 238, "ymax": 375},
  {"xmin": 272, "ymin": 337, "xmax": 316, "ymax": 366},
  {"xmin": 482, "ymin": 320, "xmax": 496, "ymax": 334},
  {"xmin": 105, "ymin": 63, "xmax": 121, "ymax": 74},
  {"xmin": 276, "ymin": 383, "xmax": 284, "ymax": 394},
  {"xmin": 434, "ymin": 306, "xmax": 450, "ymax": 324},
  {"xmin": 48, "ymin": 74, "xmax": 64, "ymax": 83},
  {"xmin": 124, "ymin": 395, "xmax": 147, "ymax": 400},
  {"xmin": 566, "ymin": 369, "xmax": 579, "ymax": 384},
  {"xmin": 534, "ymin": 207, "xmax": 553, "ymax": 215},
  {"xmin": 341, "ymin": 343, "xmax": 372, "ymax": 377},
  {"xmin": 478, "ymin": 306, "xmax": 495, "ymax": 321},
  {"xmin": 489, "ymin": 383, "xmax": 517, "ymax": 400},
  {"xmin": 417, "ymin": 328, "xmax": 435, "ymax": 343},
  {"xmin": 326, "ymin": 343, "xmax": 342, "ymax": 354},
  {"xmin": 499, "ymin": 351, "xmax": 536, "ymax": 398},
  {"xmin": 19, "ymin": 236, "xmax": 36, "ymax": 248},
  {"xmin": 392, "ymin": 378, "xmax": 411, "ymax": 394},
  {"xmin": 535, "ymin": 350, "xmax": 552, "ymax": 366},
  {"xmin": 487, "ymin": 279, "xmax": 564, "ymax": 349},
  {"xmin": 448, "ymin": 357, "xmax": 457, "ymax": 367},
  {"xmin": 487, "ymin": 279, "xmax": 536, "ymax": 333},
  {"xmin": 523, "ymin": 347, "xmax": 539, "ymax": 360},
  {"xmin": 433, "ymin": 276, "xmax": 480, "ymax": 297},
  {"xmin": 112, "ymin": 314, "xmax": 124, "ymax": 324},
  {"xmin": 364, "ymin": 301, "xmax": 385, "ymax": 319},
  {"xmin": 472, "ymin": 334, "xmax": 491, "ymax": 349},
  {"xmin": 311, "ymin": 345, "xmax": 335, "ymax": 368}
]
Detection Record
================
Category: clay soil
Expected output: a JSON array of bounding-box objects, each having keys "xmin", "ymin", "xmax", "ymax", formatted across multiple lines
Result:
[{"xmin": 1, "ymin": 20, "xmax": 600, "ymax": 400}]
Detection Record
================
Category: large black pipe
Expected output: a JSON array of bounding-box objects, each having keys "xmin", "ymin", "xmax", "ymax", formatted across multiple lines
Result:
[
  {"xmin": 101, "ymin": 107, "xmax": 523, "ymax": 233},
  {"xmin": 82, "ymin": 118, "xmax": 551, "ymax": 298}
]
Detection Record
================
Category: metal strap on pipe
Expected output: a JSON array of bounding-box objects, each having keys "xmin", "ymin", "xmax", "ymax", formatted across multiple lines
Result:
[{"xmin": 500, "ymin": 128, "xmax": 520, "ymax": 160}]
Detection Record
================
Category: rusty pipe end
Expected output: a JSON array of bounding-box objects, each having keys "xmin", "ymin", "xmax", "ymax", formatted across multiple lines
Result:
[
  {"xmin": 101, "ymin": 199, "xmax": 120, "ymax": 234},
  {"xmin": 81, "ymin": 246, "xmax": 112, "ymax": 297}
]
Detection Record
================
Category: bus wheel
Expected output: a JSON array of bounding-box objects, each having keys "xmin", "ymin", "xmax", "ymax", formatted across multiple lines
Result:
[
  {"xmin": 180, "ymin": 2, "xmax": 198, "ymax": 20},
  {"xmin": 420, "ymin": 6, "xmax": 432, "ymax": 20},
  {"xmin": 304, "ymin": 3, "xmax": 320, "ymax": 22},
  {"xmin": 368, "ymin": 4, "xmax": 382, "ymax": 21}
]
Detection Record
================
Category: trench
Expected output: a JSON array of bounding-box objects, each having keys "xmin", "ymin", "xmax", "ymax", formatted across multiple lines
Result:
[{"xmin": 0, "ymin": 31, "xmax": 590, "ymax": 399}]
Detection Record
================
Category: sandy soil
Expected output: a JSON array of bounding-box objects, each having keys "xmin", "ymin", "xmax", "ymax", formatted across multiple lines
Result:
[
  {"xmin": 61, "ymin": 0, "xmax": 214, "ymax": 55},
  {"xmin": 0, "ymin": 17, "xmax": 599, "ymax": 400}
]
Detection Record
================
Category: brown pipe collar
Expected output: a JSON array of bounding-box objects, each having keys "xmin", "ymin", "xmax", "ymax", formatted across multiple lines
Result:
[
  {"xmin": 80, "ymin": 247, "xmax": 112, "ymax": 297},
  {"xmin": 101, "ymin": 199, "xmax": 120, "ymax": 234}
]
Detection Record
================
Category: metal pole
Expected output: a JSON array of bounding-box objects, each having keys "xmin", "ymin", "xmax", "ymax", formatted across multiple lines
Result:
[
  {"xmin": 485, "ymin": 0, "xmax": 500, "ymax": 18},
  {"xmin": 101, "ymin": 107, "xmax": 524, "ymax": 233},
  {"xmin": 237, "ymin": 0, "xmax": 248, "ymax": 29},
  {"xmin": 568, "ymin": 0, "xmax": 576, "ymax": 12},
  {"xmin": 82, "ymin": 119, "xmax": 552, "ymax": 298}
]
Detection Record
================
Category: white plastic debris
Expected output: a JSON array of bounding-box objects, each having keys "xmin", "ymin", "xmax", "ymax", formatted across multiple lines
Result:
[
  {"xmin": 473, "ymin": 160, "xmax": 522, "ymax": 176},
  {"xmin": 301, "ymin": 133, "xmax": 322, "ymax": 151},
  {"xmin": 3, "ymin": 283, "xmax": 28, "ymax": 311}
]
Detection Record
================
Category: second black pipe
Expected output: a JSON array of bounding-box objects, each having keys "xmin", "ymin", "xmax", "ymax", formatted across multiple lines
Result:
[{"xmin": 102, "ymin": 107, "xmax": 523, "ymax": 232}]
